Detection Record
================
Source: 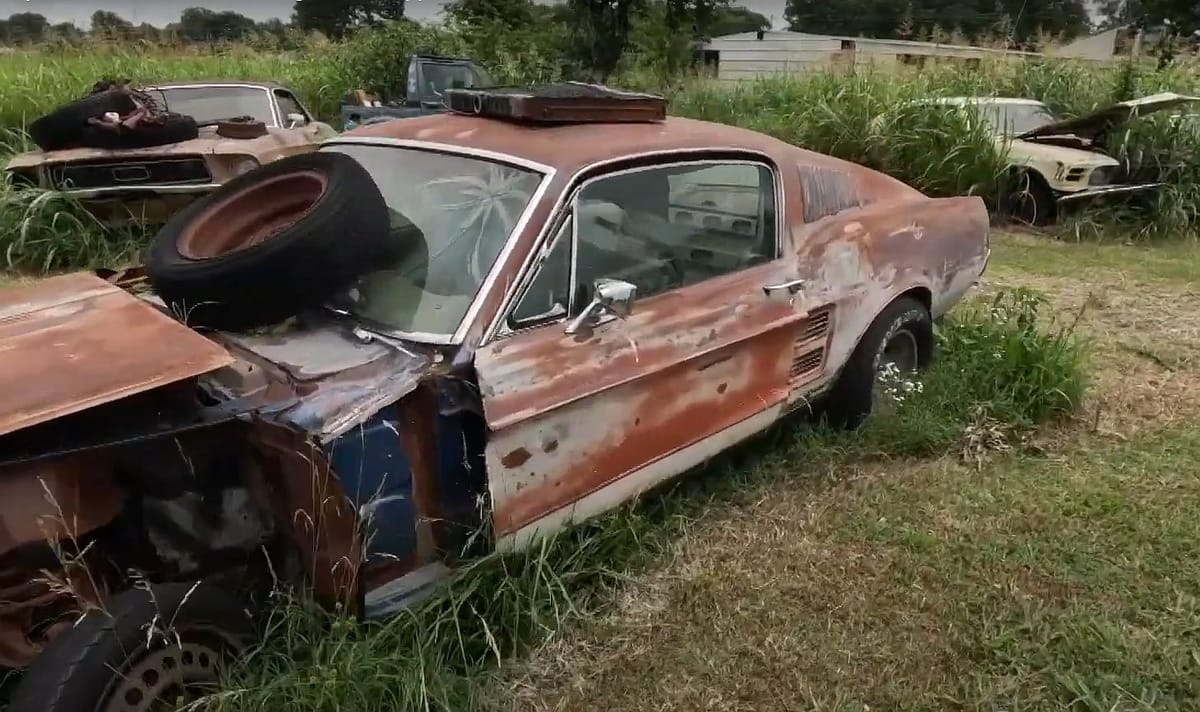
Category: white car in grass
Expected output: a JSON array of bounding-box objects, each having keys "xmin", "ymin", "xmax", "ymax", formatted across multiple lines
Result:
[{"xmin": 915, "ymin": 93, "xmax": 1200, "ymax": 225}]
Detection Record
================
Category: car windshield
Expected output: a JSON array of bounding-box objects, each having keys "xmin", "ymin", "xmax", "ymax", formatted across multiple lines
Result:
[
  {"xmin": 325, "ymin": 144, "xmax": 543, "ymax": 338},
  {"xmin": 973, "ymin": 102, "xmax": 1060, "ymax": 136},
  {"xmin": 420, "ymin": 62, "xmax": 493, "ymax": 100},
  {"xmin": 149, "ymin": 86, "xmax": 276, "ymax": 125}
]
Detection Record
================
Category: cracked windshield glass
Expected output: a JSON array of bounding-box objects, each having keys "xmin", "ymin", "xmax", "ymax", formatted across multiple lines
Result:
[{"xmin": 326, "ymin": 144, "xmax": 542, "ymax": 337}]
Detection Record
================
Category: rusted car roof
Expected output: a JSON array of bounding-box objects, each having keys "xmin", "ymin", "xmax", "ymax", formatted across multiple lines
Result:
[
  {"xmin": 345, "ymin": 114, "xmax": 822, "ymax": 174},
  {"xmin": 0, "ymin": 273, "xmax": 233, "ymax": 437}
]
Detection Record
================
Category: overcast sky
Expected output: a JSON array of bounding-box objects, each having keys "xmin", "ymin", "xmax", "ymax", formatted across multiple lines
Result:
[{"xmin": 2, "ymin": 0, "xmax": 1102, "ymax": 31}]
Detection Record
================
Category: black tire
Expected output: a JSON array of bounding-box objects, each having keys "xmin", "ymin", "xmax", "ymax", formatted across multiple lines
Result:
[
  {"xmin": 146, "ymin": 151, "xmax": 396, "ymax": 332},
  {"xmin": 6, "ymin": 580, "xmax": 255, "ymax": 712},
  {"xmin": 77, "ymin": 113, "xmax": 200, "ymax": 150},
  {"xmin": 1000, "ymin": 170, "xmax": 1057, "ymax": 227},
  {"xmin": 27, "ymin": 88, "xmax": 138, "ymax": 152},
  {"xmin": 822, "ymin": 296, "xmax": 933, "ymax": 429}
]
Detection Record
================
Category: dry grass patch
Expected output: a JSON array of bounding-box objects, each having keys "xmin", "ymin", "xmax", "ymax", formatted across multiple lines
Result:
[
  {"xmin": 490, "ymin": 428, "xmax": 1200, "ymax": 712},
  {"xmin": 983, "ymin": 232, "xmax": 1200, "ymax": 435}
]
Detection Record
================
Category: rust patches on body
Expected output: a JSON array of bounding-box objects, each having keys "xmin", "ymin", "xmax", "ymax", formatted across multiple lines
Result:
[
  {"xmin": 0, "ymin": 273, "xmax": 232, "ymax": 438},
  {"xmin": 477, "ymin": 260, "xmax": 806, "ymax": 537}
]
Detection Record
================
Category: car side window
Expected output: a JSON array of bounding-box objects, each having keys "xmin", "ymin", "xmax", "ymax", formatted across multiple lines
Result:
[
  {"xmin": 509, "ymin": 216, "xmax": 573, "ymax": 327},
  {"xmin": 274, "ymin": 90, "xmax": 308, "ymax": 123},
  {"xmin": 570, "ymin": 161, "xmax": 776, "ymax": 309}
]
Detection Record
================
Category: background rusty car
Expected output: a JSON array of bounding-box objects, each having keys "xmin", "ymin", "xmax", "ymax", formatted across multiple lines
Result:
[
  {"xmin": 0, "ymin": 90, "xmax": 989, "ymax": 711},
  {"xmin": 4, "ymin": 81, "xmax": 338, "ymax": 227}
]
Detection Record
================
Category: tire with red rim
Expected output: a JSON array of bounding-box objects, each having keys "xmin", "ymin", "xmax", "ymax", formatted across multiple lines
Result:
[{"xmin": 145, "ymin": 151, "xmax": 395, "ymax": 332}]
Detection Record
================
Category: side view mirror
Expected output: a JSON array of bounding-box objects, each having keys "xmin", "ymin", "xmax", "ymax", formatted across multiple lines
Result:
[
  {"xmin": 564, "ymin": 278, "xmax": 637, "ymax": 335},
  {"xmin": 286, "ymin": 112, "xmax": 308, "ymax": 129}
]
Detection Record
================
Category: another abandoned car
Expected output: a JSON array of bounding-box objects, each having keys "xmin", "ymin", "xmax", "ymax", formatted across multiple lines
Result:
[
  {"xmin": 917, "ymin": 92, "xmax": 1200, "ymax": 224},
  {"xmin": 5, "ymin": 80, "xmax": 337, "ymax": 226},
  {"xmin": 0, "ymin": 85, "xmax": 990, "ymax": 711}
]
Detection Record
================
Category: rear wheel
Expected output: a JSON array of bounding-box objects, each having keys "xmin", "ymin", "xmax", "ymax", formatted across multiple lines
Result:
[
  {"xmin": 6, "ymin": 581, "xmax": 255, "ymax": 712},
  {"xmin": 822, "ymin": 296, "xmax": 933, "ymax": 429}
]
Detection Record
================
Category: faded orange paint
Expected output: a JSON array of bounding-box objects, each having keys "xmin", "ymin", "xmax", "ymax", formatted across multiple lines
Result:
[{"xmin": 0, "ymin": 273, "xmax": 232, "ymax": 438}]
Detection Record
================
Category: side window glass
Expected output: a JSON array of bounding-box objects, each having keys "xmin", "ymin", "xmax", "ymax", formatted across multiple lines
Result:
[
  {"xmin": 274, "ymin": 90, "xmax": 307, "ymax": 122},
  {"xmin": 572, "ymin": 162, "xmax": 776, "ymax": 309},
  {"xmin": 510, "ymin": 216, "xmax": 573, "ymax": 327}
]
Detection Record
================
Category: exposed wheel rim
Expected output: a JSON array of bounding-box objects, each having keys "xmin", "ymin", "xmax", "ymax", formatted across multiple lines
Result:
[
  {"xmin": 99, "ymin": 630, "xmax": 233, "ymax": 712},
  {"xmin": 177, "ymin": 170, "xmax": 327, "ymax": 260},
  {"xmin": 879, "ymin": 327, "xmax": 920, "ymax": 375}
]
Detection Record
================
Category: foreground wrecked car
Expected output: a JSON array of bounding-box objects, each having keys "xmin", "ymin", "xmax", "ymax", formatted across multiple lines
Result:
[
  {"xmin": 919, "ymin": 92, "xmax": 1200, "ymax": 224},
  {"xmin": 0, "ymin": 84, "xmax": 990, "ymax": 710},
  {"xmin": 4, "ymin": 81, "xmax": 337, "ymax": 227}
]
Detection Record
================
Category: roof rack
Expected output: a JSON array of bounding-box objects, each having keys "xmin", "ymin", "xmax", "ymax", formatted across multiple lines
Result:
[{"xmin": 443, "ymin": 82, "xmax": 667, "ymax": 124}]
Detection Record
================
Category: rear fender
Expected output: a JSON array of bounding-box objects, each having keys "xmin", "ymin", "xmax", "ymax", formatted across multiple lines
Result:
[{"xmin": 793, "ymin": 195, "xmax": 989, "ymax": 381}]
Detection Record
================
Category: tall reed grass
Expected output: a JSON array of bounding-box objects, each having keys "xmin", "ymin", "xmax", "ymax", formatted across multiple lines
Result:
[{"xmin": 0, "ymin": 33, "xmax": 1197, "ymax": 275}]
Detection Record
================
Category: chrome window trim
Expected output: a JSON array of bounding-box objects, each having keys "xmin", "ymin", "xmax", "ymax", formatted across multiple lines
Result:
[
  {"xmin": 482, "ymin": 149, "xmax": 786, "ymax": 347},
  {"xmin": 317, "ymin": 138, "xmax": 556, "ymax": 346}
]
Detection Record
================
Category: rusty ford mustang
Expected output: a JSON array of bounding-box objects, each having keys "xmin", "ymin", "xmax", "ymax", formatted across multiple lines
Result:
[{"xmin": 0, "ymin": 85, "xmax": 990, "ymax": 710}]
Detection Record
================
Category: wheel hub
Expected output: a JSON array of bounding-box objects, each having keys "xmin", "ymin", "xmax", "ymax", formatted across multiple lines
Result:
[
  {"xmin": 101, "ymin": 639, "xmax": 224, "ymax": 712},
  {"xmin": 879, "ymin": 327, "xmax": 919, "ymax": 375}
]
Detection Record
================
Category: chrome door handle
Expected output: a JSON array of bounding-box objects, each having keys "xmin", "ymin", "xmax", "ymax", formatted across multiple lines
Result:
[{"xmin": 763, "ymin": 279, "xmax": 806, "ymax": 296}]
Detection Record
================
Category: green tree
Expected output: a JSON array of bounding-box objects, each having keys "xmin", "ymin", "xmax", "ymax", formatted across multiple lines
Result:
[
  {"xmin": 705, "ymin": 5, "xmax": 772, "ymax": 36},
  {"xmin": 5, "ymin": 12, "xmax": 50, "ymax": 43},
  {"xmin": 178, "ymin": 7, "xmax": 257, "ymax": 41},
  {"xmin": 292, "ymin": 0, "xmax": 405, "ymax": 38},
  {"xmin": 90, "ymin": 10, "xmax": 132, "ymax": 36},
  {"xmin": 1099, "ymin": 0, "xmax": 1198, "ymax": 33},
  {"xmin": 445, "ymin": 0, "xmax": 537, "ymax": 28},
  {"xmin": 784, "ymin": 0, "xmax": 1089, "ymax": 42}
]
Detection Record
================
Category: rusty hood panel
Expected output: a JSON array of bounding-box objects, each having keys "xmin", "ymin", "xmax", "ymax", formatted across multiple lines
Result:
[
  {"xmin": 5, "ymin": 126, "xmax": 314, "ymax": 170},
  {"xmin": 1017, "ymin": 92, "xmax": 1200, "ymax": 141},
  {"xmin": 0, "ymin": 273, "xmax": 233, "ymax": 437}
]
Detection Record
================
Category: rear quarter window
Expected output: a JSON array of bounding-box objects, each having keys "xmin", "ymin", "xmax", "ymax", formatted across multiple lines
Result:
[{"xmin": 797, "ymin": 164, "xmax": 864, "ymax": 223}]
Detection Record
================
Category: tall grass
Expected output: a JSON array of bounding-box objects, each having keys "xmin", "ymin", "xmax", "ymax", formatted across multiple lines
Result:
[
  {"xmin": 0, "ymin": 33, "xmax": 1198, "ymax": 275},
  {"xmin": 187, "ymin": 286, "xmax": 1087, "ymax": 712}
]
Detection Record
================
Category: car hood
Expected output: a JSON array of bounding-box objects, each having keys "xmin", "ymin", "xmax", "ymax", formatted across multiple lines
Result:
[
  {"xmin": 1004, "ymin": 138, "xmax": 1120, "ymax": 167},
  {"xmin": 0, "ymin": 272, "xmax": 434, "ymax": 444},
  {"xmin": 5, "ymin": 125, "xmax": 311, "ymax": 170},
  {"xmin": 1016, "ymin": 92, "xmax": 1200, "ymax": 141},
  {"xmin": 0, "ymin": 272, "xmax": 233, "ymax": 437}
]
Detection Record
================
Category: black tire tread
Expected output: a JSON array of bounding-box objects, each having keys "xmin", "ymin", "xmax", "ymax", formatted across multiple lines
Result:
[
  {"xmin": 77, "ymin": 113, "xmax": 200, "ymax": 150},
  {"xmin": 28, "ymin": 89, "xmax": 139, "ymax": 152},
  {"xmin": 6, "ymin": 580, "xmax": 255, "ymax": 712}
]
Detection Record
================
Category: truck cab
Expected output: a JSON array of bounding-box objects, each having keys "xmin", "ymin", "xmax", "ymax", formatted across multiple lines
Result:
[{"xmin": 340, "ymin": 54, "xmax": 494, "ymax": 130}]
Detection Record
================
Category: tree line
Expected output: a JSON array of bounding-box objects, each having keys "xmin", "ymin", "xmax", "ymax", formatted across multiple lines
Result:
[{"xmin": 0, "ymin": 0, "xmax": 1192, "ymax": 69}]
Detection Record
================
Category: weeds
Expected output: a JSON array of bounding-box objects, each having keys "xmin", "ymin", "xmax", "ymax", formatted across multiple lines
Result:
[{"xmin": 192, "ymin": 287, "xmax": 1089, "ymax": 712}]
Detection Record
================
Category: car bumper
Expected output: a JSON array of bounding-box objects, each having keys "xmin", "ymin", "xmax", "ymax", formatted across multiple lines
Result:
[{"xmin": 1056, "ymin": 182, "xmax": 1164, "ymax": 204}]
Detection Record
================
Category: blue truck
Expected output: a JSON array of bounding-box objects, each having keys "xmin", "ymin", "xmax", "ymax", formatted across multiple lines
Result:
[{"xmin": 340, "ymin": 54, "xmax": 494, "ymax": 130}]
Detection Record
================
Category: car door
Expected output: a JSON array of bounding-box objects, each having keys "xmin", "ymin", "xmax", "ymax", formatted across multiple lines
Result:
[{"xmin": 473, "ymin": 155, "xmax": 830, "ymax": 551}]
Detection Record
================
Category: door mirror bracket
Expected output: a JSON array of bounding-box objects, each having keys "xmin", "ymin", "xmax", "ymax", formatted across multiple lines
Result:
[{"xmin": 564, "ymin": 278, "xmax": 637, "ymax": 335}]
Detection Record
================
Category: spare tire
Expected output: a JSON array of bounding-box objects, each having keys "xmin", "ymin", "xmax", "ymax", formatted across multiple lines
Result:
[
  {"xmin": 27, "ymin": 88, "xmax": 138, "ymax": 151},
  {"xmin": 146, "ymin": 151, "xmax": 397, "ymax": 331},
  {"xmin": 216, "ymin": 116, "xmax": 269, "ymax": 139},
  {"xmin": 77, "ymin": 113, "xmax": 200, "ymax": 150}
]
